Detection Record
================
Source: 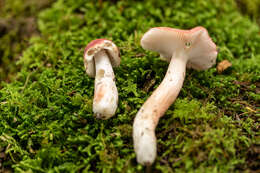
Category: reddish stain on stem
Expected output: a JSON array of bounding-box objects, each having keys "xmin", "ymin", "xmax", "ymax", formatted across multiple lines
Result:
[{"xmin": 94, "ymin": 84, "xmax": 105, "ymax": 103}]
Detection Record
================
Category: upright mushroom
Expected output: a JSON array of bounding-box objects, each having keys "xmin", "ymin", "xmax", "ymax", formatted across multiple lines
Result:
[
  {"xmin": 133, "ymin": 27, "xmax": 218, "ymax": 165},
  {"xmin": 84, "ymin": 39, "xmax": 120, "ymax": 119}
]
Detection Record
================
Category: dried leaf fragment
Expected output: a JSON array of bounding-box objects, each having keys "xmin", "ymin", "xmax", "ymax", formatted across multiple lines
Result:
[{"xmin": 217, "ymin": 60, "xmax": 232, "ymax": 73}]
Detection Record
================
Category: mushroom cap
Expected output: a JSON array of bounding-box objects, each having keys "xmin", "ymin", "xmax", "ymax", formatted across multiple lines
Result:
[
  {"xmin": 141, "ymin": 26, "xmax": 218, "ymax": 70},
  {"xmin": 84, "ymin": 39, "xmax": 120, "ymax": 77}
]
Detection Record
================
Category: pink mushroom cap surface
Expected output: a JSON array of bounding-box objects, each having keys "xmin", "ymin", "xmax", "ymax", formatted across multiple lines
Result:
[
  {"xmin": 141, "ymin": 26, "xmax": 218, "ymax": 70},
  {"xmin": 84, "ymin": 39, "xmax": 120, "ymax": 77}
]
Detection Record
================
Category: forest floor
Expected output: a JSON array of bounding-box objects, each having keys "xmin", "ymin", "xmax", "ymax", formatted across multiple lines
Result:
[{"xmin": 0, "ymin": 0, "xmax": 259, "ymax": 172}]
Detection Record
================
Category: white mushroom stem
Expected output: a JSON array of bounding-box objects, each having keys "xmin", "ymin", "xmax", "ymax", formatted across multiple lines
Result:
[
  {"xmin": 93, "ymin": 50, "xmax": 118, "ymax": 119},
  {"xmin": 133, "ymin": 51, "xmax": 188, "ymax": 165}
]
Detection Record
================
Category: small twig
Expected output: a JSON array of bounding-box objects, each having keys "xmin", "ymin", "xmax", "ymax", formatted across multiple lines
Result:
[{"xmin": 22, "ymin": 73, "xmax": 31, "ymax": 93}]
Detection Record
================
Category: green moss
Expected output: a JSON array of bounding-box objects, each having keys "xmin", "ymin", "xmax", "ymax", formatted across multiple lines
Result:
[
  {"xmin": 0, "ymin": 0, "xmax": 259, "ymax": 172},
  {"xmin": 157, "ymin": 99, "xmax": 252, "ymax": 172}
]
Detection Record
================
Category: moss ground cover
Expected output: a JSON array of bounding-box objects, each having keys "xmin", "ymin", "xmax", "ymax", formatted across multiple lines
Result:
[{"xmin": 0, "ymin": 0, "xmax": 259, "ymax": 172}]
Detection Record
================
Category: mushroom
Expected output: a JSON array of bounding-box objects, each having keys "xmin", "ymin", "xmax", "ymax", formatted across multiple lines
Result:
[
  {"xmin": 133, "ymin": 26, "xmax": 218, "ymax": 165},
  {"xmin": 84, "ymin": 39, "xmax": 120, "ymax": 119}
]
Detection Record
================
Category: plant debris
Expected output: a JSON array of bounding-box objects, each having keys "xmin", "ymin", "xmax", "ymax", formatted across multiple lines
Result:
[{"xmin": 217, "ymin": 60, "xmax": 232, "ymax": 73}]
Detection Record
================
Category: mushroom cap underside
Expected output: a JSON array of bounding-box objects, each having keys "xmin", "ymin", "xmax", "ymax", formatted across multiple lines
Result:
[
  {"xmin": 84, "ymin": 39, "xmax": 120, "ymax": 77},
  {"xmin": 141, "ymin": 26, "xmax": 218, "ymax": 70}
]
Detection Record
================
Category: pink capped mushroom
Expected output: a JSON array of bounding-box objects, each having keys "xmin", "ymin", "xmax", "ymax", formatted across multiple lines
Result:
[
  {"xmin": 133, "ymin": 26, "xmax": 218, "ymax": 165},
  {"xmin": 84, "ymin": 39, "xmax": 120, "ymax": 119}
]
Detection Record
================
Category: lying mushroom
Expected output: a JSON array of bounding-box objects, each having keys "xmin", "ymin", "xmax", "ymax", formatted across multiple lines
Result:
[
  {"xmin": 84, "ymin": 39, "xmax": 120, "ymax": 119},
  {"xmin": 133, "ymin": 27, "xmax": 218, "ymax": 165}
]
